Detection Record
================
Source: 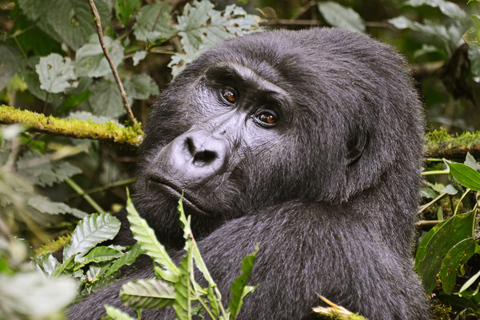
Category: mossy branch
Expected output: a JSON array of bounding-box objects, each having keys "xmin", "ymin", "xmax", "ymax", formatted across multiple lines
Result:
[
  {"xmin": 425, "ymin": 128, "xmax": 480, "ymax": 159},
  {"xmin": 0, "ymin": 105, "xmax": 143, "ymax": 146}
]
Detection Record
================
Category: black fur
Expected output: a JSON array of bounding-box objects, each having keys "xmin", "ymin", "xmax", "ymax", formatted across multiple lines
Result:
[{"xmin": 68, "ymin": 28, "xmax": 430, "ymax": 320}]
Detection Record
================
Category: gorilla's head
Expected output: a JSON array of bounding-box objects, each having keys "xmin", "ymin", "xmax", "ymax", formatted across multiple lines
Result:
[{"xmin": 133, "ymin": 28, "xmax": 423, "ymax": 247}]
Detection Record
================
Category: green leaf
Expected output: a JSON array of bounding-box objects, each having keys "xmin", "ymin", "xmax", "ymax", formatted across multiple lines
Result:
[
  {"xmin": 105, "ymin": 243, "xmax": 144, "ymax": 277},
  {"xmin": 28, "ymin": 195, "xmax": 88, "ymax": 219},
  {"xmin": 176, "ymin": 197, "xmax": 220, "ymax": 316},
  {"xmin": 133, "ymin": 4, "xmax": 175, "ymax": 42},
  {"xmin": 63, "ymin": 213, "xmax": 121, "ymax": 262},
  {"xmin": 317, "ymin": 1, "xmax": 365, "ymax": 33},
  {"xmin": 126, "ymin": 195, "xmax": 179, "ymax": 275},
  {"xmin": 88, "ymin": 78, "xmax": 124, "ymax": 117},
  {"xmin": 446, "ymin": 161, "xmax": 480, "ymax": 191},
  {"xmin": 35, "ymin": 53, "xmax": 78, "ymax": 93},
  {"xmin": 0, "ymin": 45, "xmax": 21, "ymax": 92},
  {"xmin": 114, "ymin": 0, "xmax": 141, "ymax": 27},
  {"xmin": 18, "ymin": 152, "xmax": 82, "ymax": 187},
  {"xmin": 415, "ymin": 211, "xmax": 476, "ymax": 293},
  {"xmin": 420, "ymin": 185, "xmax": 438, "ymax": 199},
  {"xmin": 440, "ymin": 238, "xmax": 476, "ymax": 294},
  {"xmin": 18, "ymin": 0, "xmax": 111, "ymax": 50},
  {"xmin": 75, "ymin": 36, "xmax": 124, "ymax": 78},
  {"xmin": 74, "ymin": 246, "xmax": 123, "ymax": 270},
  {"xmin": 124, "ymin": 74, "xmax": 159, "ymax": 100},
  {"xmin": 103, "ymin": 305, "xmax": 136, "ymax": 320},
  {"xmin": 120, "ymin": 279, "xmax": 175, "ymax": 309},
  {"xmin": 170, "ymin": 1, "xmax": 259, "ymax": 76},
  {"xmin": 227, "ymin": 246, "xmax": 258, "ymax": 319},
  {"xmin": 388, "ymin": 16, "xmax": 453, "ymax": 54},
  {"xmin": 173, "ymin": 250, "xmax": 192, "ymax": 320},
  {"xmin": 405, "ymin": 0, "xmax": 467, "ymax": 22}
]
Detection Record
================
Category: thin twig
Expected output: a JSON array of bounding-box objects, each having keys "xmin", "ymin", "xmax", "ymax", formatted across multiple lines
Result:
[{"xmin": 87, "ymin": 0, "xmax": 137, "ymax": 125}]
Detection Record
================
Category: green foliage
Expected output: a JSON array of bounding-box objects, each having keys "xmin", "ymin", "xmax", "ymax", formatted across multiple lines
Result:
[
  {"xmin": 118, "ymin": 195, "xmax": 258, "ymax": 319},
  {"xmin": 421, "ymin": 152, "xmax": 480, "ymax": 318},
  {"xmin": 316, "ymin": 1, "xmax": 366, "ymax": 33}
]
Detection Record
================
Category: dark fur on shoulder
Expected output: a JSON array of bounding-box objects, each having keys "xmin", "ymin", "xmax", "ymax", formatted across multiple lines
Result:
[{"xmin": 68, "ymin": 28, "xmax": 430, "ymax": 320}]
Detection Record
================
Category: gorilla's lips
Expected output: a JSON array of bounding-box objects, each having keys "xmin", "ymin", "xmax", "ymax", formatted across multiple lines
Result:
[{"xmin": 147, "ymin": 177, "xmax": 210, "ymax": 216}]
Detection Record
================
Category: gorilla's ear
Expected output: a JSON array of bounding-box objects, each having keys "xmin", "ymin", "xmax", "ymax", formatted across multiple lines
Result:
[{"xmin": 347, "ymin": 128, "xmax": 368, "ymax": 165}]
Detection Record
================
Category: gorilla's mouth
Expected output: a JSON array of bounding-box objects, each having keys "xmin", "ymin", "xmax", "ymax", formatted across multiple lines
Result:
[{"xmin": 147, "ymin": 177, "xmax": 210, "ymax": 216}]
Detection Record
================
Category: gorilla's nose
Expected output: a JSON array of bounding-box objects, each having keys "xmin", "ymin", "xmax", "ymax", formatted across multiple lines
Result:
[{"xmin": 165, "ymin": 129, "xmax": 230, "ymax": 186}]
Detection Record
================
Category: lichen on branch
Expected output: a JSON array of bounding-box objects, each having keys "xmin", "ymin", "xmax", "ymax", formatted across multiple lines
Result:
[
  {"xmin": 0, "ymin": 105, "xmax": 143, "ymax": 146},
  {"xmin": 425, "ymin": 128, "xmax": 480, "ymax": 159}
]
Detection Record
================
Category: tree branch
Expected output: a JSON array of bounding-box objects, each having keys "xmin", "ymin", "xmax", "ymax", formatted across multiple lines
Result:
[
  {"xmin": 425, "ymin": 129, "xmax": 480, "ymax": 159},
  {"xmin": 87, "ymin": 0, "xmax": 137, "ymax": 125},
  {"xmin": 0, "ymin": 105, "xmax": 143, "ymax": 146}
]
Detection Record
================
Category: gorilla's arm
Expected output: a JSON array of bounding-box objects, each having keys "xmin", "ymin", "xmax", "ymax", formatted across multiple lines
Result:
[{"xmin": 68, "ymin": 201, "xmax": 427, "ymax": 320}]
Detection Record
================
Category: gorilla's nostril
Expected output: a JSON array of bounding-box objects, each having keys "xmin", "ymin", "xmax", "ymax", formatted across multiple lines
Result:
[{"xmin": 193, "ymin": 150, "xmax": 217, "ymax": 165}]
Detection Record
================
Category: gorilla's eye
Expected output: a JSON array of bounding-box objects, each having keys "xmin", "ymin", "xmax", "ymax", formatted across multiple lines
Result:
[
  {"xmin": 221, "ymin": 88, "xmax": 237, "ymax": 103},
  {"xmin": 257, "ymin": 111, "xmax": 278, "ymax": 126}
]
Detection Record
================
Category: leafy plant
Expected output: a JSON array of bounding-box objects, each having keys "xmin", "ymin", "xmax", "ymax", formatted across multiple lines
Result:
[{"xmin": 107, "ymin": 194, "xmax": 259, "ymax": 320}]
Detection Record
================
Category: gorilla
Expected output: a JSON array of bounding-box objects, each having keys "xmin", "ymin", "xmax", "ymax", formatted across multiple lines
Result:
[{"xmin": 69, "ymin": 28, "xmax": 430, "ymax": 319}]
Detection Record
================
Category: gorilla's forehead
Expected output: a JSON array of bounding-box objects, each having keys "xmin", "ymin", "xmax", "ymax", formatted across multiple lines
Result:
[{"xmin": 208, "ymin": 62, "xmax": 290, "ymax": 96}]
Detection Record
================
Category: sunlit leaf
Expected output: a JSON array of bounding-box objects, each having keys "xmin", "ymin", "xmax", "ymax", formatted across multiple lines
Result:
[
  {"xmin": 133, "ymin": 4, "xmax": 175, "ymax": 42},
  {"xmin": 446, "ymin": 161, "xmax": 480, "ymax": 191},
  {"xmin": 120, "ymin": 279, "xmax": 175, "ymax": 309},
  {"xmin": 126, "ymin": 195, "xmax": 179, "ymax": 275},
  {"xmin": 63, "ymin": 213, "xmax": 121, "ymax": 262},
  {"xmin": 317, "ymin": 1, "xmax": 365, "ymax": 33},
  {"xmin": 35, "ymin": 53, "xmax": 78, "ymax": 93}
]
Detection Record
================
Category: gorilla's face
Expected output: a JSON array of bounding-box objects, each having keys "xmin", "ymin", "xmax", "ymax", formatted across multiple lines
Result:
[{"xmin": 140, "ymin": 61, "xmax": 297, "ymax": 219}]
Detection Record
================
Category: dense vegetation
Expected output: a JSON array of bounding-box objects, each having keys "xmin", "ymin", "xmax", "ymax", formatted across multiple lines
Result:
[{"xmin": 1, "ymin": 0, "xmax": 480, "ymax": 319}]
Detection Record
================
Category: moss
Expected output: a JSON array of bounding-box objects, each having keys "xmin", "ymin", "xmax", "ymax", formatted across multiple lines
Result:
[
  {"xmin": 35, "ymin": 234, "xmax": 71, "ymax": 256},
  {"xmin": 425, "ymin": 128, "xmax": 480, "ymax": 158},
  {"xmin": 0, "ymin": 105, "xmax": 143, "ymax": 146}
]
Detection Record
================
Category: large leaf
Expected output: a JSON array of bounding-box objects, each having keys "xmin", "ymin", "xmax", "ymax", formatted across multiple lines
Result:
[
  {"xmin": 35, "ymin": 53, "xmax": 78, "ymax": 93},
  {"xmin": 28, "ymin": 195, "xmax": 88, "ymax": 219},
  {"xmin": 317, "ymin": 1, "xmax": 365, "ymax": 33},
  {"xmin": 446, "ymin": 161, "xmax": 480, "ymax": 191},
  {"xmin": 133, "ymin": 4, "xmax": 175, "ymax": 42},
  {"xmin": 88, "ymin": 78, "xmax": 124, "ymax": 117},
  {"xmin": 120, "ymin": 279, "xmax": 175, "ymax": 310},
  {"xmin": 75, "ymin": 36, "xmax": 124, "ymax": 78},
  {"xmin": 123, "ymin": 74, "xmax": 159, "ymax": 100},
  {"xmin": 439, "ymin": 238, "xmax": 477, "ymax": 294},
  {"xmin": 63, "ymin": 213, "xmax": 121, "ymax": 262},
  {"xmin": 18, "ymin": 0, "xmax": 111, "ymax": 50},
  {"xmin": 0, "ymin": 45, "xmax": 21, "ymax": 92},
  {"xmin": 415, "ymin": 211, "xmax": 476, "ymax": 293},
  {"xmin": 227, "ymin": 246, "xmax": 258, "ymax": 319},
  {"xmin": 170, "ymin": 1, "xmax": 259, "ymax": 76},
  {"xmin": 18, "ymin": 152, "xmax": 82, "ymax": 187},
  {"xmin": 126, "ymin": 195, "xmax": 179, "ymax": 275},
  {"xmin": 405, "ymin": 0, "xmax": 467, "ymax": 22}
]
